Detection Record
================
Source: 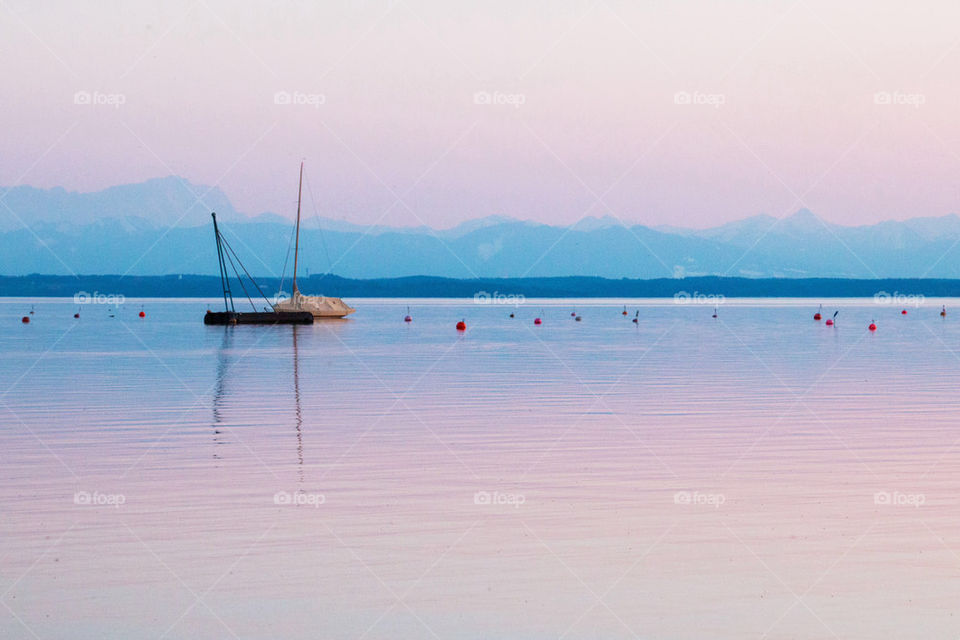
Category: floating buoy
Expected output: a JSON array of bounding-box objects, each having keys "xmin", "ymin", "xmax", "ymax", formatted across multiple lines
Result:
[
  {"xmin": 712, "ymin": 307, "xmax": 718, "ymax": 319},
  {"xmin": 941, "ymin": 306, "xmax": 947, "ymax": 317},
  {"xmin": 509, "ymin": 313, "xmax": 514, "ymax": 318},
  {"xmin": 73, "ymin": 313, "xmax": 80, "ymax": 319},
  {"xmin": 632, "ymin": 310, "xmax": 639, "ymax": 324},
  {"xmin": 456, "ymin": 320, "xmax": 466, "ymax": 331},
  {"xmin": 869, "ymin": 321, "xmax": 877, "ymax": 331},
  {"xmin": 21, "ymin": 316, "xmax": 29, "ymax": 324},
  {"xmin": 29, "ymin": 305, "xmax": 35, "ymax": 315},
  {"xmin": 825, "ymin": 310, "xmax": 838, "ymax": 326},
  {"xmin": 404, "ymin": 306, "xmax": 412, "ymax": 322},
  {"xmin": 139, "ymin": 310, "xmax": 146, "ymax": 318},
  {"xmin": 622, "ymin": 306, "xmax": 628, "ymax": 316},
  {"xmin": 814, "ymin": 304, "xmax": 822, "ymax": 321},
  {"xmin": 825, "ymin": 319, "xmax": 833, "ymax": 326},
  {"xmin": 570, "ymin": 311, "xmax": 576, "ymax": 317},
  {"xmin": 575, "ymin": 315, "xmax": 581, "ymax": 322},
  {"xmin": 901, "ymin": 309, "xmax": 907, "ymax": 315},
  {"xmin": 534, "ymin": 317, "xmax": 542, "ymax": 325}
]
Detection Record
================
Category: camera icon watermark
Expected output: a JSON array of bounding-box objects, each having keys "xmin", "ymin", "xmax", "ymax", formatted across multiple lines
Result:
[
  {"xmin": 273, "ymin": 490, "xmax": 325, "ymax": 507},
  {"xmin": 473, "ymin": 490, "xmax": 525, "ymax": 508},
  {"xmin": 873, "ymin": 491, "xmax": 924, "ymax": 508},
  {"xmin": 73, "ymin": 90, "xmax": 126, "ymax": 109},
  {"xmin": 673, "ymin": 490, "xmax": 725, "ymax": 508},
  {"xmin": 473, "ymin": 90, "xmax": 526, "ymax": 108},
  {"xmin": 474, "ymin": 291, "xmax": 525, "ymax": 305},
  {"xmin": 873, "ymin": 90, "xmax": 925, "ymax": 108},
  {"xmin": 274, "ymin": 90, "xmax": 326, "ymax": 109},
  {"xmin": 674, "ymin": 291, "xmax": 725, "ymax": 305},
  {"xmin": 74, "ymin": 291, "xmax": 126, "ymax": 305},
  {"xmin": 73, "ymin": 490, "xmax": 126, "ymax": 508},
  {"xmin": 873, "ymin": 291, "xmax": 924, "ymax": 307},
  {"xmin": 674, "ymin": 90, "xmax": 725, "ymax": 109}
]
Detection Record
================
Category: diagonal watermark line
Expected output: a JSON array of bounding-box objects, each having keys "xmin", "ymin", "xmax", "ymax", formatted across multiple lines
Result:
[
  {"xmin": 116, "ymin": 319, "xmax": 282, "ymax": 480},
  {"xmin": 196, "ymin": 0, "xmax": 279, "ymax": 79},
  {"xmin": 0, "ymin": 322, "xmax": 77, "ymax": 401},
  {"xmin": 118, "ymin": 1, "xmax": 200, "ymax": 80},
  {"xmin": 147, "ymin": 521, "xmax": 276, "ymax": 640},
  {"xmin": 0, "ymin": 0, "xmax": 79, "ymax": 79},
  {"xmin": 0, "ymin": 404, "xmax": 81, "ymax": 482},
  {"xmin": 915, "ymin": 321, "xmax": 960, "ymax": 479},
  {"xmin": 317, "ymin": 333, "xmax": 465, "ymax": 481},
  {"xmin": 596, "ymin": 0, "xmax": 677, "ymax": 78},
  {"xmin": 717, "ymin": 320, "xmax": 875, "ymax": 480},
  {"xmin": 520, "ymin": 121, "xmax": 679, "ymax": 278},
  {"xmin": 756, "ymin": 521, "xmax": 875, "ymax": 639},
  {"xmin": 318, "ymin": 119, "xmax": 483, "ymax": 279},
  {"xmin": 523, "ymin": 522, "xmax": 643, "ymax": 639},
  {"xmin": 520, "ymin": 0, "xmax": 601, "ymax": 80},
  {"xmin": 317, "ymin": 324, "xmax": 481, "ymax": 479},
  {"xmin": 520, "ymin": 121, "xmax": 676, "ymax": 277},
  {"xmin": 714, "ymin": 0, "xmax": 803, "ymax": 84},
  {"xmin": 557, "ymin": 523, "xmax": 676, "ymax": 640},
  {"xmin": 396, "ymin": 0, "xmax": 482, "ymax": 83},
  {"xmin": 723, "ymin": 522, "xmax": 842, "ymax": 639},
  {"xmin": 119, "ymin": 325, "xmax": 288, "ymax": 479},
  {"xmin": 0, "ymin": 120, "xmax": 83, "ymax": 277},
  {"xmin": 518, "ymin": 320, "xmax": 680, "ymax": 482},
  {"xmin": 325, "ymin": 519, "xmax": 478, "ymax": 640},
  {"xmin": 1, "ymin": 523, "xmax": 76, "ymax": 601},
  {"xmin": 0, "ymin": 600, "xmax": 41, "ymax": 640},
  {"xmin": 802, "ymin": 0, "xmax": 882, "ymax": 83},
  {"xmin": 519, "ymin": 320, "xmax": 681, "ymax": 478},
  {"xmin": 718, "ymin": 119, "xmax": 880, "ymax": 278},
  {"xmin": 118, "ymin": 120, "xmax": 278, "ymax": 278}
]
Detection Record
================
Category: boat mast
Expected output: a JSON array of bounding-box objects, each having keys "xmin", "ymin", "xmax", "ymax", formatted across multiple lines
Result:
[
  {"xmin": 211, "ymin": 212, "xmax": 235, "ymax": 312},
  {"xmin": 292, "ymin": 161, "xmax": 303, "ymax": 295}
]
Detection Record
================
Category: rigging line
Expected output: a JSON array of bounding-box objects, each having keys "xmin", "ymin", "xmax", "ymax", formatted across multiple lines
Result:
[
  {"xmin": 278, "ymin": 220, "xmax": 296, "ymax": 300},
  {"xmin": 220, "ymin": 233, "xmax": 274, "ymax": 308},
  {"xmin": 220, "ymin": 238, "xmax": 257, "ymax": 311},
  {"xmin": 302, "ymin": 170, "xmax": 334, "ymax": 276}
]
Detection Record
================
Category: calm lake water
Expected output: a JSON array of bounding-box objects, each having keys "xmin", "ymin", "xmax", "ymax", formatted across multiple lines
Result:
[{"xmin": 2, "ymin": 297, "xmax": 959, "ymax": 639}]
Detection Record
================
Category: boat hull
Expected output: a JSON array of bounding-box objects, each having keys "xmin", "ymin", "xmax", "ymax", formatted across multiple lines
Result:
[{"xmin": 204, "ymin": 311, "xmax": 314, "ymax": 325}]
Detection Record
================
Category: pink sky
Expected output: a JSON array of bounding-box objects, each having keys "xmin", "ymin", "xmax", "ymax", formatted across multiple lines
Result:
[{"xmin": 1, "ymin": 0, "xmax": 959, "ymax": 229}]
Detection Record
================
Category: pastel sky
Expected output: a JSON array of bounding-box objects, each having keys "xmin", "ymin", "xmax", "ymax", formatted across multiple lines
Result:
[{"xmin": 2, "ymin": 0, "xmax": 959, "ymax": 229}]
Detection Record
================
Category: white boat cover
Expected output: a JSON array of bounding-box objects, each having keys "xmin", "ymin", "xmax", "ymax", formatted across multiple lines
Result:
[{"xmin": 273, "ymin": 289, "xmax": 355, "ymax": 318}]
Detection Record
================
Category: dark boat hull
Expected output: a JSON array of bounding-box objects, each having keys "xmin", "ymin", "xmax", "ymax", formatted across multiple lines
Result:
[{"xmin": 204, "ymin": 311, "xmax": 314, "ymax": 325}]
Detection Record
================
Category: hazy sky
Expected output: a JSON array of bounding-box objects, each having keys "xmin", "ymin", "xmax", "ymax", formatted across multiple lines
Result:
[{"xmin": 2, "ymin": 0, "xmax": 959, "ymax": 229}]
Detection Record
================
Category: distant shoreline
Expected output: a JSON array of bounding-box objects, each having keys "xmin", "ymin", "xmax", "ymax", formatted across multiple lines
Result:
[{"xmin": 3, "ymin": 274, "xmax": 960, "ymax": 299}]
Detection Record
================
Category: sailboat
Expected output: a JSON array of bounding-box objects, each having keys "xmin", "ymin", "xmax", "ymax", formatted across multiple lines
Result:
[{"xmin": 272, "ymin": 162, "xmax": 356, "ymax": 318}]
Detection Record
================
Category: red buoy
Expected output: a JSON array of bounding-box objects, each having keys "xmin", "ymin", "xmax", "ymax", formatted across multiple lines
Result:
[
  {"xmin": 456, "ymin": 320, "xmax": 466, "ymax": 331},
  {"xmin": 941, "ymin": 306, "xmax": 947, "ymax": 317},
  {"xmin": 825, "ymin": 319, "xmax": 833, "ymax": 326},
  {"xmin": 570, "ymin": 312, "xmax": 576, "ymax": 317},
  {"xmin": 622, "ymin": 306, "xmax": 628, "ymax": 316},
  {"xmin": 534, "ymin": 317, "xmax": 542, "ymax": 325},
  {"xmin": 404, "ymin": 315, "xmax": 412, "ymax": 322},
  {"xmin": 814, "ymin": 304, "xmax": 822, "ymax": 321},
  {"xmin": 21, "ymin": 316, "xmax": 29, "ymax": 324},
  {"xmin": 869, "ymin": 322, "xmax": 877, "ymax": 331},
  {"xmin": 73, "ymin": 313, "xmax": 80, "ymax": 319},
  {"xmin": 139, "ymin": 311, "xmax": 146, "ymax": 318},
  {"xmin": 900, "ymin": 309, "xmax": 907, "ymax": 315}
]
